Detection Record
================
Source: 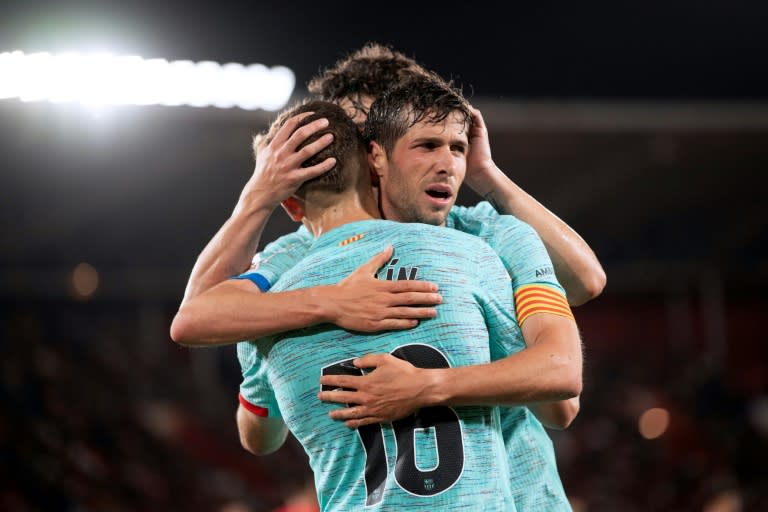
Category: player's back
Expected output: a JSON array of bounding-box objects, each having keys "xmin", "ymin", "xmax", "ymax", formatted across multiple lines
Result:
[
  {"xmin": 448, "ymin": 205, "xmax": 574, "ymax": 511},
  {"xmin": 259, "ymin": 219, "xmax": 517, "ymax": 511}
]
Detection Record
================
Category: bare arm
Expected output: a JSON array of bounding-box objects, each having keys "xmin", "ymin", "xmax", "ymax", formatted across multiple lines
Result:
[
  {"xmin": 181, "ymin": 112, "xmax": 336, "ymax": 304},
  {"xmin": 317, "ymin": 313, "xmax": 582, "ymax": 428},
  {"xmin": 236, "ymin": 404, "xmax": 289, "ymax": 455},
  {"xmin": 464, "ymin": 108, "xmax": 606, "ymax": 306},
  {"xmin": 530, "ymin": 396, "xmax": 580, "ymax": 430},
  {"xmin": 170, "ymin": 246, "xmax": 443, "ymax": 346}
]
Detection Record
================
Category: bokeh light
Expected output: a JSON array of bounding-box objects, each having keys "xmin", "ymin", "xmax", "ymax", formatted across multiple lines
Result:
[
  {"xmin": 638, "ymin": 407, "xmax": 670, "ymax": 440},
  {"xmin": 71, "ymin": 262, "xmax": 99, "ymax": 299},
  {"xmin": 0, "ymin": 50, "xmax": 295, "ymax": 111}
]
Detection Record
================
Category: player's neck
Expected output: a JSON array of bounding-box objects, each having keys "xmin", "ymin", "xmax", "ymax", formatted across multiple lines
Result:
[{"xmin": 302, "ymin": 194, "xmax": 380, "ymax": 238}]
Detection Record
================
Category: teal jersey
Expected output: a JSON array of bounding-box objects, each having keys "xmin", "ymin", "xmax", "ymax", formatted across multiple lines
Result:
[
  {"xmin": 245, "ymin": 224, "xmax": 313, "ymax": 289},
  {"xmin": 244, "ymin": 203, "xmax": 573, "ymax": 511},
  {"xmin": 447, "ymin": 205, "xmax": 572, "ymax": 511},
  {"xmin": 239, "ymin": 219, "xmax": 521, "ymax": 511}
]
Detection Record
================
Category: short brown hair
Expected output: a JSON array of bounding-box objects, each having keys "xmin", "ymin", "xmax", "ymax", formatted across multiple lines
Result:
[{"xmin": 256, "ymin": 99, "xmax": 366, "ymax": 199}]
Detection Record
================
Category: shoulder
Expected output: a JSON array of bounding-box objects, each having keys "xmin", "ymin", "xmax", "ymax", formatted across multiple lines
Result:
[
  {"xmin": 448, "ymin": 203, "xmax": 537, "ymax": 242},
  {"xmin": 260, "ymin": 226, "xmax": 313, "ymax": 254}
]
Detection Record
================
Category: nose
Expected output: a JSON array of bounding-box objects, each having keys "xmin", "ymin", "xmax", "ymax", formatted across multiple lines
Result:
[{"xmin": 434, "ymin": 146, "xmax": 461, "ymax": 176}]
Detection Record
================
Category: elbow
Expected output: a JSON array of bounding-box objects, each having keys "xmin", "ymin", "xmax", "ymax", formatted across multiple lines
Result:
[
  {"xmin": 237, "ymin": 407, "xmax": 287, "ymax": 456},
  {"xmin": 557, "ymin": 360, "xmax": 583, "ymax": 399},
  {"xmin": 240, "ymin": 435, "xmax": 278, "ymax": 456},
  {"xmin": 549, "ymin": 395, "xmax": 581, "ymax": 430},
  {"xmin": 567, "ymin": 370, "xmax": 583, "ymax": 398},
  {"xmin": 169, "ymin": 309, "xmax": 201, "ymax": 346},
  {"xmin": 575, "ymin": 267, "xmax": 607, "ymax": 306},
  {"xmin": 586, "ymin": 266, "xmax": 607, "ymax": 300}
]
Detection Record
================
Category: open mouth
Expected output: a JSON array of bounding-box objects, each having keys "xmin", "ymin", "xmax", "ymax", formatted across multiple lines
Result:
[
  {"xmin": 425, "ymin": 184, "xmax": 452, "ymax": 201},
  {"xmin": 426, "ymin": 190, "xmax": 450, "ymax": 199}
]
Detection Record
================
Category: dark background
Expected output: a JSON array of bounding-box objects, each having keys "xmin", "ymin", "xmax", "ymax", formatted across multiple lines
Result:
[{"xmin": 1, "ymin": 2, "xmax": 766, "ymax": 511}]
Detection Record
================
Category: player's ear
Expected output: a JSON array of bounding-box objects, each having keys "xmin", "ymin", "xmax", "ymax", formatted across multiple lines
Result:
[
  {"xmin": 368, "ymin": 141, "xmax": 385, "ymax": 183},
  {"xmin": 280, "ymin": 196, "xmax": 305, "ymax": 222}
]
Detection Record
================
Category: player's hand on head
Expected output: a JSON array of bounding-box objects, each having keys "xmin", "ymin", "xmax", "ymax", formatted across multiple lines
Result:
[
  {"xmin": 317, "ymin": 353, "xmax": 427, "ymax": 427},
  {"xmin": 248, "ymin": 111, "xmax": 336, "ymax": 207},
  {"xmin": 327, "ymin": 247, "xmax": 442, "ymax": 332},
  {"xmin": 464, "ymin": 107, "xmax": 499, "ymax": 197}
]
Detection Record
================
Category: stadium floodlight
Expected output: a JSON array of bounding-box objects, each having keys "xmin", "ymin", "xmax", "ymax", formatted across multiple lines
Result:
[{"xmin": 0, "ymin": 50, "xmax": 295, "ymax": 111}]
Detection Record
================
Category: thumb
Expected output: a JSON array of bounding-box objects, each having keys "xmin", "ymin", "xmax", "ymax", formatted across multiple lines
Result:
[{"xmin": 357, "ymin": 246, "xmax": 393, "ymax": 276}]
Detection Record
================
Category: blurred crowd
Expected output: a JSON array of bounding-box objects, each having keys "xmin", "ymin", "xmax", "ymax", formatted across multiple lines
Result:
[{"xmin": 1, "ymin": 294, "xmax": 765, "ymax": 511}]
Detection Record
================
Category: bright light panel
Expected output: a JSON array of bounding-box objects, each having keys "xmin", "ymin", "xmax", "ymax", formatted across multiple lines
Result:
[{"xmin": 0, "ymin": 50, "xmax": 295, "ymax": 111}]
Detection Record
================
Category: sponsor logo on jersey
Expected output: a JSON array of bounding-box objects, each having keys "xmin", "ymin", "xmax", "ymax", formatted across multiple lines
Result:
[{"xmin": 535, "ymin": 266, "xmax": 554, "ymax": 278}]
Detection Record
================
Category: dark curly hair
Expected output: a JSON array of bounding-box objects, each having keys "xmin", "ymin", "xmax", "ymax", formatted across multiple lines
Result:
[
  {"xmin": 307, "ymin": 42, "xmax": 435, "ymax": 118},
  {"xmin": 364, "ymin": 75, "xmax": 472, "ymax": 155}
]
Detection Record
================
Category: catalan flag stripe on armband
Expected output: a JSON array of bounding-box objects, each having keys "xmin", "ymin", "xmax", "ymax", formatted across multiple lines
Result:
[{"xmin": 514, "ymin": 284, "xmax": 574, "ymax": 325}]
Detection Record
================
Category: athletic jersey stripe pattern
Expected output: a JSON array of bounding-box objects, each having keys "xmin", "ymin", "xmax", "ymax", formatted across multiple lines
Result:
[
  {"xmin": 242, "ymin": 202, "xmax": 574, "ymax": 511},
  {"xmin": 238, "ymin": 219, "xmax": 519, "ymax": 511}
]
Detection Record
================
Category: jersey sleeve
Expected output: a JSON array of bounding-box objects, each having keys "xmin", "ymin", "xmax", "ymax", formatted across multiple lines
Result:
[
  {"xmin": 490, "ymin": 218, "xmax": 574, "ymax": 325},
  {"xmin": 447, "ymin": 200, "xmax": 500, "ymax": 224},
  {"xmin": 236, "ymin": 339, "xmax": 282, "ymax": 419},
  {"xmin": 454, "ymin": 209, "xmax": 574, "ymax": 327},
  {"xmin": 473, "ymin": 245, "xmax": 526, "ymax": 361},
  {"xmin": 233, "ymin": 225, "xmax": 313, "ymax": 291}
]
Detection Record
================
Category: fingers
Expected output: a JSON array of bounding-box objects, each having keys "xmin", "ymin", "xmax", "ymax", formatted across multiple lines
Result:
[
  {"xmin": 273, "ymin": 112, "xmax": 323, "ymax": 147},
  {"xmin": 319, "ymin": 374, "xmax": 361, "ymax": 391},
  {"xmin": 318, "ymin": 388, "xmax": 360, "ymax": 404},
  {"xmin": 470, "ymin": 106, "xmax": 485, "ymax": 122},
  {"xmin": 381, "ymin": 290, "xmax": 442, "ymax": 306},
  {"xmin": 286, "ymin": 116, "xmax": 331, "ymax": 151},
  {"xmin": 294, "ymin": 132, "xmax": 334, "ymax": 162},
  {"xmin": 294, "ymin": 156, "xmax": 336, "ymax": 183},
  {"xmin": 352, "ymin": 353, "xmax": 390, "ymax": 369},
  {"xmin": 386, "ymin": 306, "xmax": 438, "ymax": 319},
  {"xmin": 357, "ymin": 246, "xmax": 394, "ymax": 276},
  {"xmin": 328, "ymin": 405, "xmax": 367, "ymax": 421},
  {"xmin": 374, "ymin": 318, "xmax": 423, "ymax": 330},
  {"xmin": 344, "ymin": 417, "xmax": 380, "ymax": 429}
]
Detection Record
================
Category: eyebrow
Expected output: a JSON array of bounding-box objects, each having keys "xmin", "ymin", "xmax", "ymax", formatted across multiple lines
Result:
[{"xmin": 410, "ymin": 136, "xmax": 468, "ymax": 148}]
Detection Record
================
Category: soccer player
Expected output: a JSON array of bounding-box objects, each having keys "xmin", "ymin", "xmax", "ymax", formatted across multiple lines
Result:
[
  {"xmin": 180, "ymin": 43, "xmax": 604, "ymax": 310},
  {"xmin": 172, "ymin": 44, "xmax": 596, "ymax": 510},
  {"xmin": 238, "ymin": 92, "xmax": 522, "ymax": 510}
]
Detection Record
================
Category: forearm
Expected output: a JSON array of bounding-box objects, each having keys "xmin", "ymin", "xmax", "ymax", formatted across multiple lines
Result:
[
  {"xmin": 471, "ymin": 166, "xmax": 606, "ymax": 306},
  {"xmin": 172, "ymin": 284, "xmax": 333, "ymax": 346},
  {"xmin": 181, "ymin": 185, "xmax": 277, "ymax": 304},
  {"xmin": 423, "ymin": 339, "xmax": 582, "ymax": 408},
  {"xmin": 172, "ymin": 247, "xmax": 443, "ymax": 347}
]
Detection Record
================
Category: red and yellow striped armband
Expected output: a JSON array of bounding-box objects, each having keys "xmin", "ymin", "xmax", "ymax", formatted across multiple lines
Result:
[{"xmin": 514, "ymin": 284, "xmax": 574, "ymax": 325}]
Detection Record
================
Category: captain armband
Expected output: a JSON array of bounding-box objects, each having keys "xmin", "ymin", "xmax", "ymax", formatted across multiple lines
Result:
[{"xmin": 514, "ymin": 284, "xmax": 575, "ymax": 325}]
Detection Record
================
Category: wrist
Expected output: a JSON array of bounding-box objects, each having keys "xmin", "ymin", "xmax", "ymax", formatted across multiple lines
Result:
[
  {"xmin": 465, "ymin": 163, "xmax": 504, "ymax": 198},
  {"xmin": 309, "ymin": 285, "xmax": 337, "ymax": 325},
  {"xmin": 236, "ymin": 181, "xmax": 282, "ymax": 217},
  {"xmin": 419, "ymin": 368, "xmax": 452, "ymax": 407}
]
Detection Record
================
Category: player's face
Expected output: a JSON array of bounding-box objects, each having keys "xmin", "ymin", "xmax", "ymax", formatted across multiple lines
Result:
[{"xmin": 377, "ymin": 112, "xmax": 468, "ymax": 226}]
